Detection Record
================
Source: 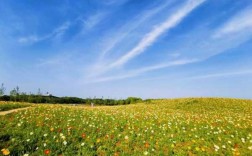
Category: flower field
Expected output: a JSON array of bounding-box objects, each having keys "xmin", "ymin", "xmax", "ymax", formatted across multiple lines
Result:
[{"xmin": 0, "ymin": 98, "xmax": 252, "ymax": 155}]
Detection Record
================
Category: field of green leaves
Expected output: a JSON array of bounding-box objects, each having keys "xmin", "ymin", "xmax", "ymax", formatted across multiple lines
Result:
[
  {"xmin": 0, "ymin": 102, "xmax": 31, "ymax": 112},
  {"xmin": 0, "ymin": 98, "xmax": 252, "ymax": 155}
]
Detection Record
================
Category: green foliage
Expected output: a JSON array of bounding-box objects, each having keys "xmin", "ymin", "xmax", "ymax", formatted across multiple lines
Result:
[
  {"xmin": 0, "ymin": 83, "xmax": 5, "ymax": 96},
  {"xmin": 0, "ymin": 102, "xmax": 31, "ymax": 112},
  {"xmin": 0, "ymin": 84, "xmax": 144, "ymax": 106}
]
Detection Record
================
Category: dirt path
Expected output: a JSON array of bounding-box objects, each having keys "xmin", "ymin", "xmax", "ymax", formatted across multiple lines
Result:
[{"xmin": 0, "ymin": 107, "xmax": 32, "ymax": 116}]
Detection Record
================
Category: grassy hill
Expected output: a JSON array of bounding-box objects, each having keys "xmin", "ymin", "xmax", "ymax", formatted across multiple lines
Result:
[{"xmin": 0, "ymin": 98, "xmax": 251, "ymax": 155}]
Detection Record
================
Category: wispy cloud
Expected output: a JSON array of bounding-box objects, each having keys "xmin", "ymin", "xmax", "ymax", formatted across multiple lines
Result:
[
  {"xmin": 188, "ymin": 70, "xmax": 252, "ymax": 80},
  {"xmin": 106, "ymin": 0, "xmax": 205, "ymax": 69},
  {"xmin": 99, "ymin": 0, "xmax": 175, "ymax": 58},
  {"xmin": 88, "ymin": 58, "xmax": 197, "ymax": 83},
  {"xmin": 18, "ymin": 22, "xmax": 71, "ymax": 44},
  {"xmin": 213, "ymin": 6, "xmax": 252, "ymax": 38},
  {"xmin": 81, "ymin": 13, "xmax": 107, "ymax": 30}
]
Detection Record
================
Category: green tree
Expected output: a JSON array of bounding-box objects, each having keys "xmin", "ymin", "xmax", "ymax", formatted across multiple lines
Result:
[
  {"xmin": 0, "ymin": 83, "xmax": 6, "ymax": 96},
  {"xmin": 10, "ymin": 86, "xmax": 20, "ymax": 101}
]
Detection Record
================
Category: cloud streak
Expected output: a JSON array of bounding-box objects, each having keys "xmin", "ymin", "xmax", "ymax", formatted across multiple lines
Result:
[
  {"xmin": 107, "ymin": 0, "xmax": 205, "ymax": 68},
  {"xmin": 213, "ymin": 5, "xmax": 252, "ymax": 38},
  {"xmin": 88, "ymin": 58, "xmax": 198, "ymax": 83},
  {"xmin": 18, "ymin": 22, "xmax": 71, "ymax": 44},
  {"xmin": 99, "ymin": 0, "xmax": 175, "ymax": 58},
  {"xmin": 188, "ymin": 70, "xmax": 252, "ymax": 80}
]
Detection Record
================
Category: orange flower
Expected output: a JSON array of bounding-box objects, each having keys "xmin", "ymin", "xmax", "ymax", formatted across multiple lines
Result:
[
  {"xmin": 144, "ymin": 142, "xmax": 150, "ymax": 148},
  {"xmin": 82, "ymin": 133, "xmax": 86, "ymax": 139},
  {"xmin": 1, "ymin": 149, "xmax": 10, "ymax": 155},
  {"xmin": 44, "ymin": 149, "xmax": 50, "ymax": 155}
]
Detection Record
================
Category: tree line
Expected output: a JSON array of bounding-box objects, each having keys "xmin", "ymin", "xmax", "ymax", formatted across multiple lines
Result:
[{"xmin": 0, "ymin": 83, "xmax": 148, "ymax": 105}]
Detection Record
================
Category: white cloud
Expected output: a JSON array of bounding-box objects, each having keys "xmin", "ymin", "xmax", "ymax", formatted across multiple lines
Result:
[
  {"xmin": 88, "ymin": 58, "xmax": 197, "ymax": 83},
  {"xmin": 106, "ymin": 0, "xmax": 206, "ymax": 68},
  {"xmin": 188, "ymin": 70, "xmax": 252, "ymax": 80},
  {"xmin": 99, "ymin": 0, "xmax": 175, "ymax": 58},
  {"xmin": 213, "ymin": 6, "xmax": 252, "ymax": 38},
  {"xmin": 81, "ymin": 13, "xmax": 107, "ymax": 30},
  {"xmin": 18, "ymin": 22, "xmax": 70, "ymax": 44}
]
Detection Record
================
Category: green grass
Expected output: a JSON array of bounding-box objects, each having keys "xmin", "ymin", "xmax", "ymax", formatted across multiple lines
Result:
[
  {"xmin": 0, "ymin": 98, "xmax": 252, "ymax": 155},
  {"xmin": 0, "ymin": 102, "xmax": 31, "ymax": 112}
]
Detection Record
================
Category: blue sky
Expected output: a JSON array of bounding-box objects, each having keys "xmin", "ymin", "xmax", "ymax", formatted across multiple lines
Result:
[{"xmin": 1, "ymin": 0, "xmax": 252, "ymax": 99}]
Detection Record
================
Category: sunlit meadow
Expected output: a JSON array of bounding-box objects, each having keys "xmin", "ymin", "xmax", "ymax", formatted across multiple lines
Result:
[{"xmin": 0, "ymin": 98, "xmax": 252, "ymax": 155}]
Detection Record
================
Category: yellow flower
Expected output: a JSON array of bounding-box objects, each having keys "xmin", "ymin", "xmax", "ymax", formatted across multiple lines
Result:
[
  {"xmin": 201, "ymin": 147, "xmax": 205, "ymax": 151},
  {"xmin": 195, "ymin": 147, "xmax": 200, "ymax": 151},
  {"xmin": 97, "ymin": 138, "xmax": 101, "ymax": 143},
  {"xmin": 1, "ymin": 149, "xmax": 10, "ymax": 155}
]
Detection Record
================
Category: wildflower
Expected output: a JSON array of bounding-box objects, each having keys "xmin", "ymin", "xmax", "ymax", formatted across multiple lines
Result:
[
  {"xmin": 44, "ymin": 134, "xmax": 48, "ymax": 137},
  {"xmin": 44, "ymin": 149, "xmax": 50, "ymax": 155},
  {"xmin": 44, "ymin": 143, "xmax": 47, "ymax": 147},
  {"xmin": 248, "ymin": 146, "xmax": 252, "ymax": 150},
  {"xmin": 201, "ymin": 147, "xmax": 205, "ymax": 151},
  {"xmin": 241, "ymin": 138, "xmax": 245, "ymax": 143},
  {"xmin": 1, "ymin": 149, "xmax": 10, "ymax": 155},
  {"xmin": 50, "ymin": 128, "xmax": 54, "ymax": 132},
  {"xmin": 222, "ymin": 145, "xmax": 226, "ymax": 149},
  {"xmin": 81, "ymin": 142, "xmax": 85, "ymax": 146},
  {"xmin": 195, "ymin": 147, "xmax": 200, "ymax": 151},
  {"xmin": 144, "ymin": 142, "xmax": 150, "ymax": 148},
  {"xmin": 26, "ymin": 139, "xmax": 30, "ymax": 142},
  {"xmin": 30, "ymin": 132, "xmax": 33, "ymax": 135},
  {"xmin": 63, "ymin": 141, "xmax": 67, "ymax": 145},
  {"xmin": 124, "ymin": 135, "xmax": 129, "ymax": 140},
  {"xmin": 96, "ymin": 138, "xmax": 101, "ymax": 143},
  {"xmin": 81, "ymin": 133, "xmax": 86, "ymax": 139},
  {"xmin": 23, "ymin": 154, "xmax": 29, "ymax": 156},
  {"xmin": 214, "ymin": 144, "xmax": 220, "ymax": 151},
  {"xmin": 143, "ymin": 151, "xmax": 149, "ymax": 155}
]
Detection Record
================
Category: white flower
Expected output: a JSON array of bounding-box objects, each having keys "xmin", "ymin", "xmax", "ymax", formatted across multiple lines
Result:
[
  {"xmin": 63, "ymin": 141, "xmax": 67, "ymax": 145},
  {"xmin": 26, "ymin": 139, "xmax": 30, "ymax": 142},
  {"xmin": 214, "ymin": 145, "xmax": 220, "ymax": 151},
  {"xmin": 23, "ymin": 154, "xmax": 29, "ymax": 156},
  {"xmin": 241, "ymin": 138, "xmax": 245, "ymax": 143},
  {"xmin": 61, "ymin": 135, "xmax": 66, "ymax": 140},
  {"xmin": 81, "ymin": 143, "xmax": 85, "ymax": 146},
  {"xmin": 44, "ymin": 143, "xmax": 47, "ymax": 147},
  {"xmin": 124, "ymin": 135, "xmax": 129, "ymax": 140},
  {"xmin": 222, "ymin": 145, "xmax": 226, "ymax": 149},
  {"xmin": 44, "ymin": 134, "xmax": 48, "ymax": 137},
  {"xmin": 30, "ymin": 132, "xmax": 33, "ymax": 135},
  {"xmin": 144, "ymin": 151, "xmax": 149, "ymax": 155}
]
